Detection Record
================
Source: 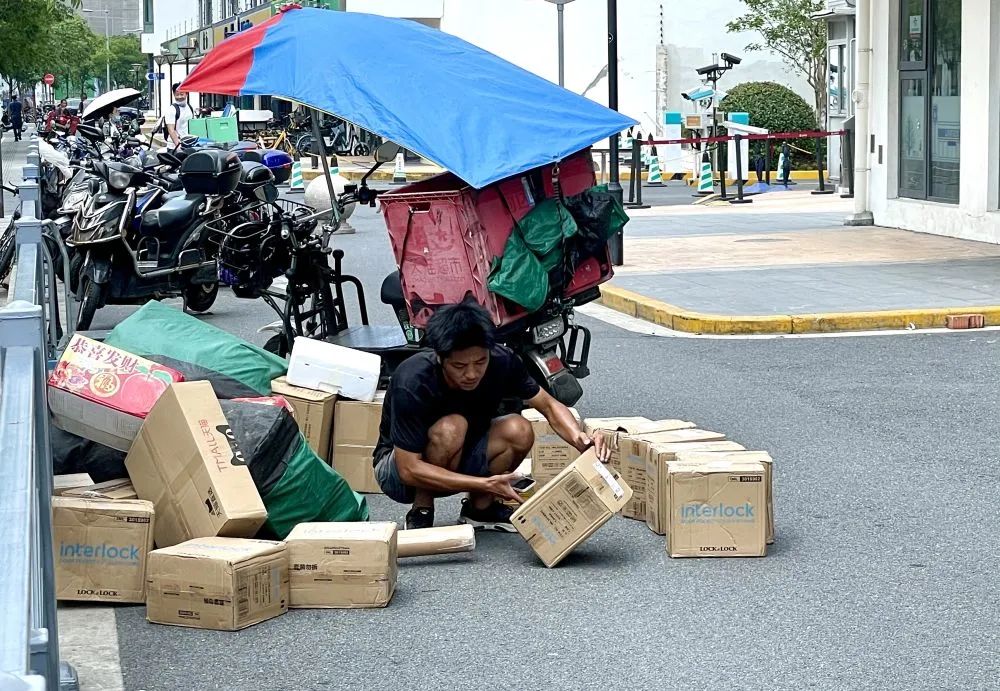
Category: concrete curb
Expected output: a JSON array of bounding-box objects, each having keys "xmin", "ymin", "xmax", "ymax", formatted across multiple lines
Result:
[{"xmin": 598, "ymin": 284, "xmax": 1000, "ymax": 335}]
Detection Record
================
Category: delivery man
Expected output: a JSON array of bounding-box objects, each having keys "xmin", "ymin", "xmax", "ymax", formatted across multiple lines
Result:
[{"xmin": 374, "ymin": 301, "xmax": 608, "ymax": 531}]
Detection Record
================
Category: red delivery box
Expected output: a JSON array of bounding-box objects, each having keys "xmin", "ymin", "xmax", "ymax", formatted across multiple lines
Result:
[
  {"xmin": 380, "ymin": 148, "xmax": 612, "ymax": 329},
  {"xmin": 48, "ymin": 335, "xmax": 184, "ymax": 451}
]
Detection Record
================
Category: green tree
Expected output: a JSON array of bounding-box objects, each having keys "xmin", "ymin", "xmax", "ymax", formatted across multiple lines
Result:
[
  {"xmin": 0, "ymin": 0, "xmax": 62, "ymax": 95},
  {"xmin": 102, "ymin": 35, "xmax": 146, "ymax": 90},
  {"xmin": 45, "ymin": 13, "xmax": 101, "ymax": 99},
  {"xmin": 726, "ymin": 0, "xmax": 828, "ymax": 117},
  {"xmin": 719, "ymin": 81, "xmax": 820, "ymax": 169}
]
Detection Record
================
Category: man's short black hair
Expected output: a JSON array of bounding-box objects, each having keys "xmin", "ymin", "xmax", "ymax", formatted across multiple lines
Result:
[
  {"xmin": 172, "ymin": 82, "xmax": 182, "ymax": 93},
  {"xmin": 425, "ymin": 300, "xmax": 496, "ymax": 357}
]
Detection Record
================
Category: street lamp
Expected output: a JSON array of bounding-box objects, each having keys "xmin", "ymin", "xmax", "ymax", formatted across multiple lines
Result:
[
  {"xmin": 162, "ymin": 50, "xmax": 178, "ymax": 95},
  {"xmin": 178, "ymin": 45, "xmax": 198, "ymax": 86},
  {"xmin": 607, "ymin": 0, "xmax": 623, "ymax": 265},
  {"xmin": 543, "ymin": 0, "xmax": 575, "ymax": 88},
  {"xmin": 82, "ymin": 6, "xmax": 111, "ymax": 91},
  {"xmin": 152, "ymin": 54, "xmax": 166, "ymax": 117},
  {"xmin": 131, "ymin": 63, "xmax": 144, "ymax": 91}
]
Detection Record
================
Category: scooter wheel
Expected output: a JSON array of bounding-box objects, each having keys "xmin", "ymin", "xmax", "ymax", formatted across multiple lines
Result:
[
  {"xmin": 184, "ymin": 282, "xmax": 219, "ymax": 313},
  {"xmin": 76, "ymin": 277, "xmax": 103, "ymax": 331},
  {"xmin": 263, "ymin": 333, "xmax": 290, "ymax": 358}
]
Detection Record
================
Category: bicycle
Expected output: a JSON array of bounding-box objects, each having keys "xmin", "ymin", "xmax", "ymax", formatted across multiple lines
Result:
[{"xmin": 0, "ymin": 184, "xmax": 22, "ymax": 286}]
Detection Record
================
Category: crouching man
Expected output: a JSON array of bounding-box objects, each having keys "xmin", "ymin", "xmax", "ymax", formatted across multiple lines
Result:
[{"xmin": 374, "ymin": 302, "xmax": 607, "ymax": 531}]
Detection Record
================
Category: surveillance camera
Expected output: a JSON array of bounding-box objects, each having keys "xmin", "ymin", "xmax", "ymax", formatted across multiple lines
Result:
[
  {"xmin": 721, "ymin": 52, "xmax": 742, "ymax": 65},
  {"xmin": 696, "ymin": 64, "xmax": 720, "ymax": 76},
  {"xmin": 682, "ymin": 85, "xmax": 716, "ymax": 102}
]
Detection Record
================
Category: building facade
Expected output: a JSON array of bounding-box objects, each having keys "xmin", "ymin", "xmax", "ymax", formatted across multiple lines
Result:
[
  {"xmin": 78, "ymin": 0, "xmax": 145, "ymax": 37},
  {"xmin": 824, "ymin": 1, "xmax": 995, "ymax": 243}
]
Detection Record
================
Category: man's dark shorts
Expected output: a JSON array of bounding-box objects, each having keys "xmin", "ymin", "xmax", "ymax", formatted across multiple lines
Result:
[{"xmin": 374, "ymin": 430, "xmax": 490, "ymax": 504}]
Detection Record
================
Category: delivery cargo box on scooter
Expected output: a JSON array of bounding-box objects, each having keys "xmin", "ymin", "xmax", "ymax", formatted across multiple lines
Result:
[
  {"xmin": 180, "ymin": 149, "xmax": 241, "ymax": 196},
  {"xmin": 379, "ymin": 149, "xmax": 611, "ymax": 329}
]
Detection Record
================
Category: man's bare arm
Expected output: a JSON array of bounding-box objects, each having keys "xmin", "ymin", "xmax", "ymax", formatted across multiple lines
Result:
[
  {"xmin": 526, "ymin": 388, "xmax": 610, "ymax": 461},
  {"xmin": 394, "ymin": 448, "xmax": 522, "ymax": 503}
]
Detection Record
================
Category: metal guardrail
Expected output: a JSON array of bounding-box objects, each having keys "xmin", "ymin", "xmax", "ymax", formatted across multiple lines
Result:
[{"xmin": 0, "ymin": 136, "xmax": 79, "ymax": 690}]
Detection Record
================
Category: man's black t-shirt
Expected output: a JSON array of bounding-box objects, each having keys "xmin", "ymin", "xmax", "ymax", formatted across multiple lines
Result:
[{"xmin": 374, "ymin": 346, "xmax": 541, "ymax": 464}]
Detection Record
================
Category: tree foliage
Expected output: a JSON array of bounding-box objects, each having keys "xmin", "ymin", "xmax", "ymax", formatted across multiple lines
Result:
[
  {"xmin": 726, "ymin": 0, "xmax": 828, "ymax": 117},
  {"xmin": 103, "ymin": 35, "xmax": 146, "ymax": 90},
  {"xmin": 720, "ymin": 81, "xmax": 820, "ymax": 168}
]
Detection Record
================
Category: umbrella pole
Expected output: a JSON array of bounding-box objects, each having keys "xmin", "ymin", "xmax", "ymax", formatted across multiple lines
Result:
[{"xmin": 310, "ymin": 107, "xmax": 341, "ymax": 227}]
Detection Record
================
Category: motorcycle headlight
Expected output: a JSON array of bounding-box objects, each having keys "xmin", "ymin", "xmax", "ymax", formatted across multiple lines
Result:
[{"xmin": 531, "ymin": 317, "xmax": 567, "ymax": 346}]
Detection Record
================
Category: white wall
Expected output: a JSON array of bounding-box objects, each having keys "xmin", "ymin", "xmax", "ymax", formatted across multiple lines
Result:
[{"xmin": 867, "ymin": 0, "xmax": 1000, "ymax": 244}]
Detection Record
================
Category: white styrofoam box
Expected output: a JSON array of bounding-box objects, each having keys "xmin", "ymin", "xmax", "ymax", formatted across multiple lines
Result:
[{"xmin": 286, "ymin": 337, "xmax": 381, "ymax": 402}]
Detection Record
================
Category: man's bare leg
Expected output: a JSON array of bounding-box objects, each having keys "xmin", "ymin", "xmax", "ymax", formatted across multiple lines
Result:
[
  {"xmin": 469, "ymin": 415, "xmax": 533, "ymax": 509},
  {"xmin": 411, "ymin": 414, "xmax": 467, "ymax": 509}
]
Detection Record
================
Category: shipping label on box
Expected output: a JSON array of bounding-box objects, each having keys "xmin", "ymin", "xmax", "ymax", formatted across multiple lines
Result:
[
  {"xmin": 287, "ymin": 522, "xmax": 397, "ymax": 608},
  {"xmin": 645, "ymin": 441, "xmax": 745, "ymax": 535},
  {"xmin": 333, "ymin": 392, "xmax": 385, "ymax": 447},
  {"xmin": 52, "ymin": 497, "xmax": 155, "ymax": 603},
  {"xmin": 54, "ymin": 473, "xmax": 94, "ymax": 495},
  {"xmin": 522, "ymin": 407, "xmax": 581, "ymax": 485},
  {"xmin": 331, "ymin": 445, "xmax": 382, "ymax": 494},
  {"xmin": 512, "ymin": 449, "xmax": 632, "ymax": 568},
  {"xmin": 270, "ymin": 376, "xmax": 337, "ymax": 462},
  {"xmin": 672, "ymin": 450, "xmax": 774, "ymax": 544},
  {"xmin": 125, "ymin": 381, "xmax": 267, "ymax": 548},
  {"xmin": 63, "ymin": 478, "xmax": 138, "ymax": 501},
  {"xmin": 668, "ymin": 460, "xmax": 766, "ymax": 558},
  {"xmin": 145, "ymin": 537, "xmax": 288, "ymax": 631},
  {"xmin": 47, "ymin": 335, "xmax": 184, "ymax": 451}
]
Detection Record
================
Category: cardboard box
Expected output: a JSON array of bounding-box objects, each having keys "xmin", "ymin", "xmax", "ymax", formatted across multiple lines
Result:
[
  {"xmin": 512, "ymin": 449, "xmax": 632, "ymax": 568},
  {"xmin": 583, "ymin": 417, "xmax": 696, "ymax": 491},
  {"xmin": 52, "ymin": 497, "xmax": 155, "ymax": 603},
  {"xmin": 616, "ymin": 429, "xmax": 728, "ymax": 521},
  {"xmin": 397, "ymin": 524, "xmax": 476, "ymax": 558},
  {"xmin": 331, "ymin": 392, "xmax": 385, "ymax": 494},
  {"xmin": 145, "ymin": 537, "xmax": 288, "ymax": 630},
  {"xmin": 645, "ymin": 441, "xmax": 746, "ymax": 534},
  {"xmin": 521, "ymin": 407, "xmax": 582, "ymax": 486},
  {"xmin": 53, "ymin": 473, "xmax": 94, "ymax": 495},
  {"xmin": 287, "ymin": 336, "xmax": 381, "ymax": 403},
  {"xmin": 270, "ymin": 376, "xmax": 337, "ymax": 461},
  {"xmin": 667, "ymin": 459, "xmax": 766, "ymax": 558},
  {"xmin": 125, "ymin": 381, "xmax": 268, "ymax": 548},
  {"xmin": 47, "ymin": 335, "xmax": 184, "ymax": 451},
  {"xmin": 63, "ymin": 478, "xmax": 139, "ymax": 501},
  {"xmin": 286, "ymin": 522, "xmax": 397, "ymax": 608},
  {"xmin": 670, "ymin": 450, "xmax": 775, "ymax": 544}
]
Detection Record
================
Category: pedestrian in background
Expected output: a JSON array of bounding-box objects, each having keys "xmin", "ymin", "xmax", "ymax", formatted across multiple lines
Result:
[{"xmin": 8, "ymin": 94, "xmax": 23, "ymax": 141}]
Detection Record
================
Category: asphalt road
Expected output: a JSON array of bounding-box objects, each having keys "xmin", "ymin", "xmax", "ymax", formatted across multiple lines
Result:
[{"xmin": 92, "ymin": 204, "xmax": 1000, "ymax": 690}]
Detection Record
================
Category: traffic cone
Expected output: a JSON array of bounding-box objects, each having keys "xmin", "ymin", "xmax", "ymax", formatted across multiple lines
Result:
[
  {"xmin": 696, "ymin": 153, "xmax": 714, "ymax": 195},
  {"xmin": 392, "ymin": 152, "xmax": 407, "ymax": 185},
  {"xmin": 288, "ymin": 157, "xmax": 304, "ymax": 193},
  {"xmin": 646, "ymin": 156, "xmax": 663, "ymax": 186}
]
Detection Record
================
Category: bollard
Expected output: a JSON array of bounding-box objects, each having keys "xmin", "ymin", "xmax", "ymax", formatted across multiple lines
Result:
[
  {"xmin": 812, "ymin": 135, "xmax": 834, "ymax": 195},
  {"xmin": 841, "ymin": 130, "xmax": 854, "ymax": 199},
  {"xmin": 780, "ymin": 142, "xmax": 792, "ymax": 186},
  {"xmin": 627, "ymin": 142, "xmax": 637, "ymax": 204},
  {"xmin": 730, "ymin": 135, "xmax": 752, "ymax": 204},
  {"xmin": 765, "ymin": 140, "xmax": 772, "ymax": 186},
  {"xmin": 718, "ymin": 143, "xmax": 728, "ymax": 200},
  {"xmin": 626, "ymin": 138, "xmax": 649, "ymax": 208}
]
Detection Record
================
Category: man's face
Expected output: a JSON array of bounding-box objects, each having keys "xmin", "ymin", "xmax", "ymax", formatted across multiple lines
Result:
[
  {"xmin": 441, "ymin": 346, "xmax": 490, "ymax": 392},
  {"xmin": 174, "ymin": 91, "xmax": 187, "ymax": 104}
]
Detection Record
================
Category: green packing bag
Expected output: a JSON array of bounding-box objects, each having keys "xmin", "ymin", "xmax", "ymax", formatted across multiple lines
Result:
[
  {"xmin": 517, "ymin": 198, "xmax": 578, "ymax": 256},
  {"xmin": 488, "ymin": 233, "xmax": 548, "ymax": 312},
  {"xmin": 104, "ymin": 301, "xmax": 287, "ymax": 398}
]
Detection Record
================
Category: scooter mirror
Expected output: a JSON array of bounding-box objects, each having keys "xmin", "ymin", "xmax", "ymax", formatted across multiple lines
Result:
[
  {"xmin": 255, "ymin": 183, "xmax": 279, "ymax": 204},
  {"xmin": 374, "ymin": 141, "xmax": 402, "ymax": 164}
]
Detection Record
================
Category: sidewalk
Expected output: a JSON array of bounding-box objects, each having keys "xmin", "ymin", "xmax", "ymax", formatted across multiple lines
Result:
[{"xmin": 600, "ymin": 190, "xmax": 1000, "ymax": 334}]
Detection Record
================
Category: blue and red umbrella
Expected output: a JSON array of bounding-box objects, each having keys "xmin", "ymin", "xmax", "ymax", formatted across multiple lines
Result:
[{"xmin": 181, "ymin": 4, "xmax": 635, "ymax": 189}]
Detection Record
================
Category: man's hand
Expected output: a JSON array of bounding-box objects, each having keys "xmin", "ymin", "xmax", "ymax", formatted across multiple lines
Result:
[
  {"xmin": 573, "ymin": 430, "xmax": 610, "ymax": 463},
  {"xmin": 482, "ymin": 472, "xmax": 524, "ymax": 504}
]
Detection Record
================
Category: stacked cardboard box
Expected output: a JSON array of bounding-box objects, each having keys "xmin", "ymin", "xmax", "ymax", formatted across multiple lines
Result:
[
  {"xmin": 521, "ymin": 407, "xmax": 581, "ymax": 486},
  {"xmin": 63, "ymin": 478, "xmax": 138, "ymax": 501},
  {"xmin": 53, "ymin": 473, "xmax": 94, "ymax": 495},
  {"xmin": 331, "ymin": 392, "xmax": 385, "ymax": 494},
  {"xmin": 270, "ymin": 376, "xmax": 338, "ymax": 461}
]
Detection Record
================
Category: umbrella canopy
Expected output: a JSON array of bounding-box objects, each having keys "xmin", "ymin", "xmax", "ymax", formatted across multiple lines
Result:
[
  {"xmin": 82, "ymin": 88, "xmax": 142, "ymax": 121},
  {"xmin": 181, "ymin": 6, "xmax": 635, "ymax": 189}
]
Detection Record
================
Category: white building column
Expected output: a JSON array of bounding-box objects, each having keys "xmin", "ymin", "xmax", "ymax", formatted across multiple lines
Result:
[{"xmin": 957, "ymin": 0, "xmax": 994, "ymax": 219}]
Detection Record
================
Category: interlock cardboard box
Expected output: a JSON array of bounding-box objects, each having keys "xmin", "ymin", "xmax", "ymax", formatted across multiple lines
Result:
[
  {"xmin": 63, "ymin": 478, "xmax": 138, "ymax": 501},
  {"xmin": 583, "ymin": 418, "xmax": 696, "ymax": 495},
  {"xmin": 668, "ymin": 458, "xmax": 766, "ymax": 558},
  {"xmin": 270, "ymin": 376, "xmax": 337, "ymax": 462},
  {"xmin": 512, "ymin": 449, "xmax": 632, "ymax": 568},
  {"xmin": 616, "ymin": 428, "xmax": 728, "ymax": 521},
  {"xmin": 645, "ymin": 441, "xmax": 746, "ymax": 535},
  {"xmin": 53, "ymin": 473, "xmax": 94, "ymax": 495},
  {"xmin": 521, "ymin": 407, "xmax": 581, "ymax": 486},
  {"xmin": 331, "ymin": 392, "xmax": 385, "ymax": 494},
  {"xmin": 670, "ymin": 450, "xmax": 775, "ymax": 544},
  {"xmin": 146, "ymin": 537, "xmax": 288, "ymax": 630},
  {"xmin": 287, "ymin": 522, "xmax": 397, "ymax": 608},
  {"xmin": 125, "ymin": 381, "xmax": 268, "ymax": 548},
  {"xmin": 52, "ymin": 496, "xmax": 155, "ymax": 603}
]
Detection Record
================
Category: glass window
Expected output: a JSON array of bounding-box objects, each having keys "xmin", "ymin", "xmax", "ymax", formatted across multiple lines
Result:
[
  {"xmin": 929, "ymin": 0, "xmax": 961, "ymax": 202},
  {"xmin": 899, "ymin": 78, "xmax": 927, "ymax": 198},
  {"xmin": 828, "ymin": 45, "xmax": 845, "ymax": 114},
  {"xmin": 900, "ymin": 0, "xmax": 926, "ymax": 68}
]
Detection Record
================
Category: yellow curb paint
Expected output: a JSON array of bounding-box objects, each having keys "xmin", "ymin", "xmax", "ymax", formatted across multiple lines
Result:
[{"xmin": 599, "ymin": 284, "xmax": 1000, "ymax": 335}]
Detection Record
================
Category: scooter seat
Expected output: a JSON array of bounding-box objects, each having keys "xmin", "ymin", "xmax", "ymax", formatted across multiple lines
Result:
[
  {"xmin": 141, "ymin": 193, "xmax": 205, "ymax": 235},
  {"xmin": 327, "ymin": 325, "xmax": 408, "ymax": 351},
  {"xmin": 379, "ymin": 271, "xmax": 404, "ymax": 306}
]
